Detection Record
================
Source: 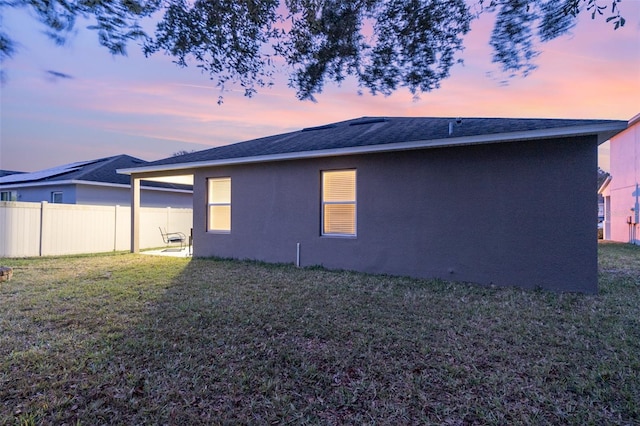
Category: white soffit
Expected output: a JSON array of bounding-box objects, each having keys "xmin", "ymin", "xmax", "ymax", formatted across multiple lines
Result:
[{"xmin": 139, "ymin": 175, "xmax": 194, "ymax": 185}]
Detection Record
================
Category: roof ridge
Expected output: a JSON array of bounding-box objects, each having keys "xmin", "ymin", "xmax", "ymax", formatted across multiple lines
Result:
[
  {"xmin": 73, "ymin": 155, "xmax": 122, "ymax": 179},
  {"xmin": 75, "ymin": 154, "xmax": 147, "ymax": 181}
]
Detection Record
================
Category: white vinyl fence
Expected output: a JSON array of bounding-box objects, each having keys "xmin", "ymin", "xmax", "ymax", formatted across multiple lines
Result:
[{"xmin": 0, "ymin": 201, "xmax": 192, "ymax": 258}]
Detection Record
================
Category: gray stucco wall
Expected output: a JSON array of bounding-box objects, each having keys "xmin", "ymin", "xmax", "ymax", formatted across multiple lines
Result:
[{"xmin": 192, "ymin": 136, "xmax": 598, "ymax": 293}]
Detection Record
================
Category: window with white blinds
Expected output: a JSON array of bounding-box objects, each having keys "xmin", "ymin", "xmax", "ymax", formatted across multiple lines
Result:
[
  {"xmin": 322, "ymin": 170, "xmax": 356, "ymax": 236},
  {"xmin": 208, "ymin": 177, "xmax": 231, "ymax": 232}
]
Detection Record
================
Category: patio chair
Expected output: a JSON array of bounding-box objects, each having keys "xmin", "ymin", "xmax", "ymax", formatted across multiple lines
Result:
[{"xmin": 159, "ymin": 227, "xmax": 186, "ymax": 250}]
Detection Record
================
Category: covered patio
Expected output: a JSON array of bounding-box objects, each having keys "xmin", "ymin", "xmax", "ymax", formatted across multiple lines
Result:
[{"xmin": 116, "ymin": 166, "xmax": 195, "ymax": 254}]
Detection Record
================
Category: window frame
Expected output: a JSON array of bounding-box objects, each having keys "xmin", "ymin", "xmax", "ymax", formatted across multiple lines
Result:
[
  {"xmin": 0, "ymin": 191, "xmax": 16, "ymax": 201},
  {"xmin": 321, "ymin": 169, "xmax": 357, "ymax": 237},
  {"xmin": 207, "ymin": 177, "xmax": 231, "ymax": 233},
  {"xmin": 51, "ymin": 191, "xmax": 63, "ymax": 204}
]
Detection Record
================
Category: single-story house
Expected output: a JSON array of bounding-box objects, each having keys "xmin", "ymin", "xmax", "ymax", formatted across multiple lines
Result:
[
  {"xmin": 0, "ymin": 154, "xmax": 192, "ymax": 207},
  {"xmin": 0, "ymin": 170, "xmax": 25, "ymax": 179},
  {"xmin": 119, "ymin": 117, "xmax": 627, "ymax": 293},
  {"xmin": 599, "ymin": 113, "xmax": 640, "ymax": 244}
]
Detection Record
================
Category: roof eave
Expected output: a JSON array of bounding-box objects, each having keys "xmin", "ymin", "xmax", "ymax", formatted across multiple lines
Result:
[
  {"xmin": 598, "ymin": 175, "xmax": 612, "ymax": 195},
  {"xmin": 117, "ymin": 121, "xmax": 627, "ymax": 176},
  {"xmin": 0, "ymin": 179, "xmax": 192, "ymax": 193}
]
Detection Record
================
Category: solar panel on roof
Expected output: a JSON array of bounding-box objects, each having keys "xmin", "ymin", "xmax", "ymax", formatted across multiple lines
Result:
[{"xmin": 0, "ymin": 159, "xmax": 99, "ymax": 184}]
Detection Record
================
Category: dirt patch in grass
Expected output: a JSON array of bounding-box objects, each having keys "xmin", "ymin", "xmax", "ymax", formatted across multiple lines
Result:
[{"xmin": 1, "ymin": 243, "xmax": 639, "ymax": 424}]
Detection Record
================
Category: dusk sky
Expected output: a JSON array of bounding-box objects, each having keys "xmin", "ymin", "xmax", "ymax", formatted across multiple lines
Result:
[{"xmin": 1, "ymin": 3, "xmax": 639, "ymax": 173}]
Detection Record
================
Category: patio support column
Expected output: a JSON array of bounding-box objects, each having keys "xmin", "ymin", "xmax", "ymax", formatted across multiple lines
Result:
[{"xmin": 131, "ymin": 176, "xmax": 140, "ymax": 253}]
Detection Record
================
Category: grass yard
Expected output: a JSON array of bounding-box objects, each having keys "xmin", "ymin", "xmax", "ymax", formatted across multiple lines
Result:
[{"xmin": 1, "ymin": 243, "xmax": 639, "ymax": 425}]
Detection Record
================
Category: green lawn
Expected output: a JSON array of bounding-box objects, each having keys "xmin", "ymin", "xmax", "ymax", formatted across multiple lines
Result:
[{"xmin": 1, "ymin": 243, "xmax": 639, "ymax": 425}]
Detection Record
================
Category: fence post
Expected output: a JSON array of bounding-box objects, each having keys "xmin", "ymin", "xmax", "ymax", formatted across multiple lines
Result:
[
  {"xmin": 39, "ymin": 201, "xmax": 48, "ymax": 257},
  {"xmin": 131, "ymin": 177, "xmax": 140, "ymax": 253},
  {"xmin": 114, "ymin": 205, "xmax": 119, "ymax": 251}
]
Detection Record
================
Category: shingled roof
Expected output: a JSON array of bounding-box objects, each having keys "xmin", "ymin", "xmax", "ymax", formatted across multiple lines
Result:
[
  {"xmin": 0, "ymin": 155, "xmax": 190, "ymax": 190},
  {"xmin": 0, "ymin": 170, "xmax": 25, "ymax": 178},
  {"xmin": 120, "ymin": 116, "xmax": 627, "ymax": 175}
]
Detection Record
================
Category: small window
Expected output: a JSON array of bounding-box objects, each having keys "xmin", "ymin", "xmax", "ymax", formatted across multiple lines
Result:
[
  {"xmin": 322, "ymin": 170, "xmax": 356, "ymax": 236},
  {"xmin": 0, "ymin": 191, "xmax": 16, "ymax": 201},
  {"xmin": 51, "ymin": 191, "xmax": 63, "ymax": 204},
  {"xmin": 208, "ymin": 177, "xmax": 231, "ymax": 232}
]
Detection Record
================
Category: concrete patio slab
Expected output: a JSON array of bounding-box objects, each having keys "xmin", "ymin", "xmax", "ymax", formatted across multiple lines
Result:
[{"xmin": 140, "ymin": 247, "xmax": 191, "ymax": 258}]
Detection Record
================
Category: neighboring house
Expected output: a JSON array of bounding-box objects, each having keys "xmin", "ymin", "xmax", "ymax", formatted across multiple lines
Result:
[
  {"xmin": 120, "ymin": 117, "xmax": 627, "ymax": 293},
  {"xmin": 598, "ymin": 195, "xmax": 605, "ymax": 223},
  {"xmin": 599, "ymin": 113, "xmax": 640, "ymax": 244},
  {"xmin": 0, "ymin": 170, "xmax": 25, "ymax": 178},
  {"xmin": 0, "ymin": 155, "xmax": 192, "ymax": 208},
  {"xmin": 0, "ymin": 171, "xmax": 25, "ymax": 199}
]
